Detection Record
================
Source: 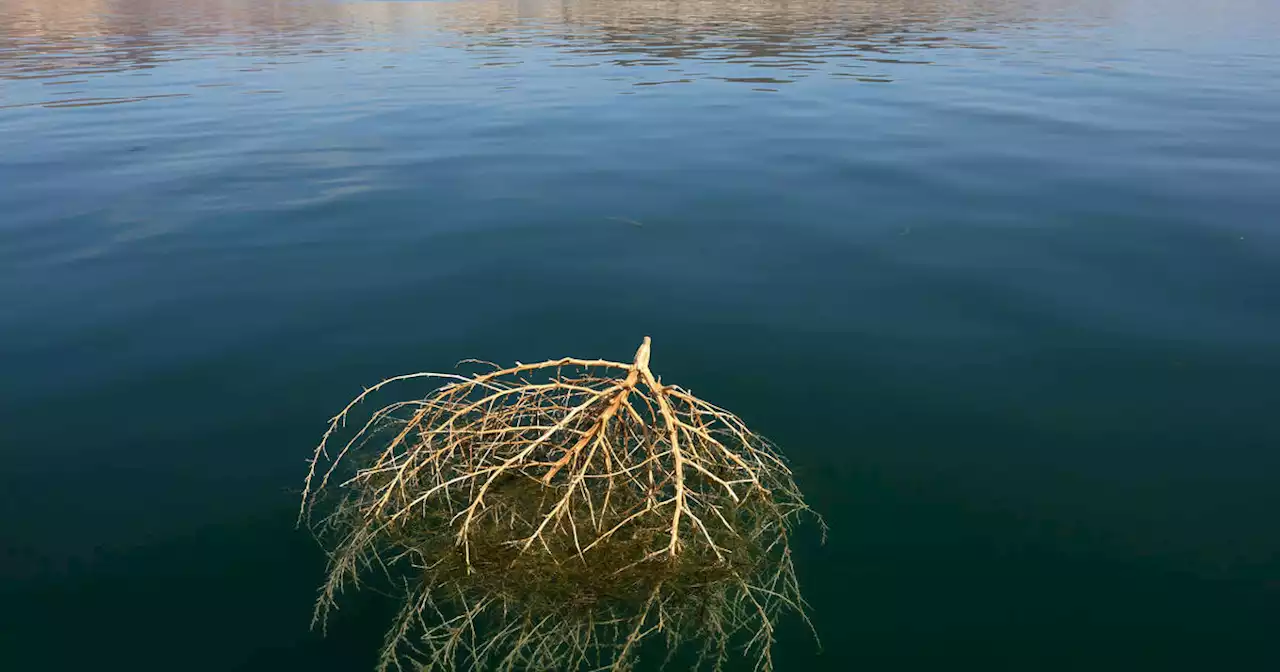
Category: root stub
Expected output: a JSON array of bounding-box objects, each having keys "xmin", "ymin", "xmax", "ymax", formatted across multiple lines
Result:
[{"xmin": 301, "ymin": 337, "xmax": 824, "ymax": 671}]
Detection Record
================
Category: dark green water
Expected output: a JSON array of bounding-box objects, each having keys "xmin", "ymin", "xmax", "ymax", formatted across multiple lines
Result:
[{"xmin": 2, "ymin": 0, "xmax": 1279, "ymax": 669}]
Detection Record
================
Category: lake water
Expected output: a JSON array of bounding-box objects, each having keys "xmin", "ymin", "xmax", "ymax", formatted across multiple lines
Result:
[{"xmin": 2, "ymin": 0, "xmax": 1279, "ymax": 669}]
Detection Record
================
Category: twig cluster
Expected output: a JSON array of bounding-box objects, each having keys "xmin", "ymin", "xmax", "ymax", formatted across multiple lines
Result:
[{"xmin": 301, "ymin": 338, "xmax": 822, "ymax": 671}]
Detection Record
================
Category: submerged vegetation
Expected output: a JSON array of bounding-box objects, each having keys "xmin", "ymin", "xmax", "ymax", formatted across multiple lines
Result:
[{"xmin": 301, "ymin": 337, "xmax": 823, "ymax": 671}]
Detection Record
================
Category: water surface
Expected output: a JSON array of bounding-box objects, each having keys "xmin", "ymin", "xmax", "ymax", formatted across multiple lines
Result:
[{"xmin": 2, "ymin": 0, "xmax": 1279, "ymax": 669}]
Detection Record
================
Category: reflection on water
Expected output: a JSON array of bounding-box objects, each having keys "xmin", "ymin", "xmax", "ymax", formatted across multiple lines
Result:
[
  {"xmin": 0, "ymin": 0, "xmax": 1054, "ymax": 107},
  {"xmin": 0, "ymin": 0, "xmax": 364, "ymax": 91}
]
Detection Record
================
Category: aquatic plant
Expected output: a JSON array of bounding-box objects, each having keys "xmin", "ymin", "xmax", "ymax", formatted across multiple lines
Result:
[{"xmin": 301, "ymin": 337, "xmax": 822, "ymax": 671}]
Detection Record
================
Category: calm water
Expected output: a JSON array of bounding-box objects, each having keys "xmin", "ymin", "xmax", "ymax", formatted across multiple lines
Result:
[{"xmin": 2, "ymin": 0, "xmax": 1279, "ymax": 668}]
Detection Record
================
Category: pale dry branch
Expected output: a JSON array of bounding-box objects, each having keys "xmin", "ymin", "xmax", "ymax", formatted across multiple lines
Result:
[{"xmin": 301, "ymin": 337, "xmax": 821, "ymax": 671}]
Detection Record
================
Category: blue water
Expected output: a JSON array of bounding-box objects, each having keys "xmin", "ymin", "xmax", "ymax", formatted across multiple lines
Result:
[{"xmin": 2, "ymin": 0, "xmax": 1279, "ymax": 669}]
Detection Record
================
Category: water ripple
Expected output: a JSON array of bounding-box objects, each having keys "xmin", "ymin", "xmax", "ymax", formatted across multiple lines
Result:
[{"xmin": 0, "ymin": 0, "xmax": 1046, "ymax": 108}]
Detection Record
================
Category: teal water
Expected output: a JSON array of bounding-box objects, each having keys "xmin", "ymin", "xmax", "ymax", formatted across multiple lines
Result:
[{"xmin": 2, "ymin": 0, "xmax": 1279, "ymax": 668}]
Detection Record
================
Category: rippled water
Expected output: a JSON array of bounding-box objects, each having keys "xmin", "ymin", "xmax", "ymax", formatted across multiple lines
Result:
[{"xmin": 2, "ymin": 0, "xmax": 1279, "ymax": 670}]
